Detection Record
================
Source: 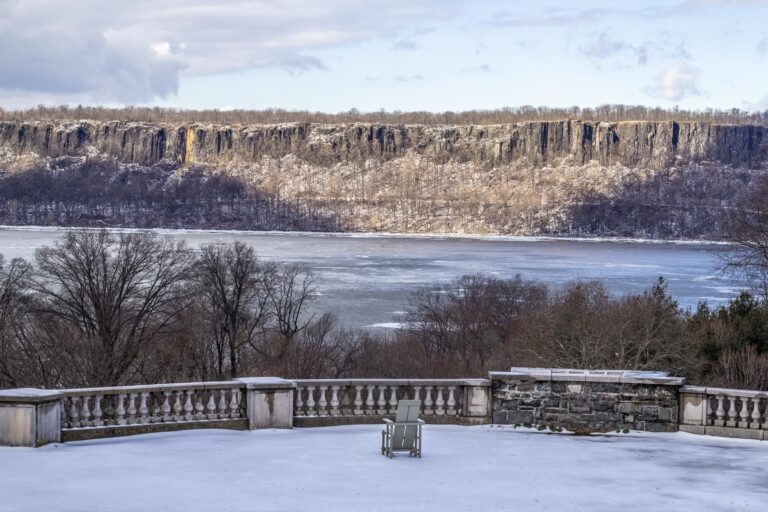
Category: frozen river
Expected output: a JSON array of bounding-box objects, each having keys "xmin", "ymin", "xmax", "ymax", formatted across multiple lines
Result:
[{"xmin": 0, "ymin": 227, "xmax": 741, "ymax": 328}]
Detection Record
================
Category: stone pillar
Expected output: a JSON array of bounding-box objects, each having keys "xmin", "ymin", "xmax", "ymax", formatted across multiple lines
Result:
[
  {"xmin": 236, "ymin": 378, "xmax": 295, "ymax": 429},
  {"xmin": 462, "ymin": 379, "xmax": 491, "ymax": 419},
  {"xmin": 0, "ymin": 388, "xmax": 63, "ymax": 447}
]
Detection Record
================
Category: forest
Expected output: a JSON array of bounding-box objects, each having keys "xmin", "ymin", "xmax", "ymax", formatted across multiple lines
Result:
[{"xmin": 2, "ymin": 104, "xmax": 767, "ymax": 126}]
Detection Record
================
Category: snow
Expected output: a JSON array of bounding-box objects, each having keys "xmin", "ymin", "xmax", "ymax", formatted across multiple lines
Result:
[
  {"xmin": 1, "ymin": 425, "xmax": 767, "ymax": 511},
  {"xmin": 0, "ymin": 388, "xmax": 61, "ymax": 398}
]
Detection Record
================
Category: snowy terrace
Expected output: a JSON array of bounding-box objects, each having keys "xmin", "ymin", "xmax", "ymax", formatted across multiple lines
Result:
[{"xmin": 2, "ymin": 424, "xmax": 768, "ymax": 511}]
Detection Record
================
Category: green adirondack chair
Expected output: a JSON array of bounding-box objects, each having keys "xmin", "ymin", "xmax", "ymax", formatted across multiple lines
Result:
[{"xmin": 381, "ymin": 399, "xmax": 424, "ymax": 458}]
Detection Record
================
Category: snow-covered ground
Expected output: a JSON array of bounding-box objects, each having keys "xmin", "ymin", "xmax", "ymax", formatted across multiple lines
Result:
[{"xmin": 2, "ymin": 425, "xmax": 767, "ymax": 511}]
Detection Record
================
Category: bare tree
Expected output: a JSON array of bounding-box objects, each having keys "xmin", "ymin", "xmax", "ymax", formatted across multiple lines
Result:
[
  {"xmin": 192, "ymin": 242, "xmax": 275, "ymax": 378},
  {"xmin": 268, "ymin": 263, "xmax": 317, "ymax": 339},
  {"xmin": 31, "ymin": 230, "xmax": 192, "ymax": 386},
  {"xmin": 0, "ymin": 255, "xmax": 34, "ymax": 387},
  {"xmin": 723, "ymin": 175, "xmax": 768, "ymax": 300}
]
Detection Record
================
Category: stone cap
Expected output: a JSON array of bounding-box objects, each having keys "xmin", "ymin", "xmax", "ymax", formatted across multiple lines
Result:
[
  {"xmin": 0, "ymin": 388, "xmax": 64, "ymax": 404},
  {"xmin": 235, "ymin": 377, "xmax": 297, "ymax": 390},
  {"xmin": 489, "ymin": 367, "xmax": 685, "ymax": 386}
]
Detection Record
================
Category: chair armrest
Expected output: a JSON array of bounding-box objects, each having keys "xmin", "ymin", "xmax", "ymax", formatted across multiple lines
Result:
[
  {"xmin": 417, "ymin": 419, "xmax": 426, "ymax": 425},
  {"xmin": 382, "ymin": 418, "xmax": 394, "ymax": 424}
]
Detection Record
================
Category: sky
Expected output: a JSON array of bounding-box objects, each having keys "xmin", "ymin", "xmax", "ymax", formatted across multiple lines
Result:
[{"xmin": 0, "ymin": 0, "xmax": 766, "ymax": 112}]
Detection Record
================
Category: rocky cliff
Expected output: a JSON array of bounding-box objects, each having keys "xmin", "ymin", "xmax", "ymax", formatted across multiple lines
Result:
[
  {"xmin": 2, "ymin": 120, "xmax": 767, "ymax": 169},
  {"xmin": 0, "ymin": 119, "xmax": 766, "ymax": 237}
]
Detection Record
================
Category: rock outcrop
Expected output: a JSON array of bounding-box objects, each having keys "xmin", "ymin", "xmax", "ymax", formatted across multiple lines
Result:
[
  {"xmin": 0, "ymin": 119, "xmax": 766, "ymax": 237},
  {"xmin": 2, "ymin": 120, "xmax": 766, "ymax": 169}
]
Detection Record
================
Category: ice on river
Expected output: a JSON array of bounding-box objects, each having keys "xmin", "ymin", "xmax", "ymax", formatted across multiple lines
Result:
[{"xmin": 0, "ymin": 227, "xmax": 742, "ymax": 327}]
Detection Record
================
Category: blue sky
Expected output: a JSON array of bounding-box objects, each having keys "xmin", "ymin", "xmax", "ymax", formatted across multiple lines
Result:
[{"xmin": 1, "ymin": 0, "xmax": 766, "ymax": 112}]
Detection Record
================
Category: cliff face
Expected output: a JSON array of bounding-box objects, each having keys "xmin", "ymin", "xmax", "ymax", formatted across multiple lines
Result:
[
  {"xmin": 0, "ymin": 119, "xmax": 766, "ymax": 237},
  {"xmin": 2, "ymin": 120, "xmax": 767, "ymax": 169}
]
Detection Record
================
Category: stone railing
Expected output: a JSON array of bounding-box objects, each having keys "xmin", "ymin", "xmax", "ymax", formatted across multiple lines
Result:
[
  {"xmin": 60, "ymin": 381, "xmax": 247, "ymax": 440},
  {"xmin": 293, "ymin": 379, "xmax": 491, "ymax": 426},
  {"xmin": 679, "ymin": 385, "xmax": 768, "ymax": 440},
  {"xmin": 4, "ymin": 369, "xmax": 768, "ymax": 447}
]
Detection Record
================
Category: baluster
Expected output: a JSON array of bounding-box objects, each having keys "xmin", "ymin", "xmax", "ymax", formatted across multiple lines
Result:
[
  {"xmin": 388, "ymin": 386, "xmax": 398, "ymax": 414},
  {"xmin": 207, "ymin": 392, "xmax": 217, "ymax": 420},
  {"xmin": 413, "ymin": 385, "xmax": 422, "ymax": 402},
  {"xmin": 353, "ymin": 385, "xmax": 364, "ymax": 416},
  {"xmin": 80, "ymin": 396, "xmax": 92, "ymax": 427},
  {"xmin": 339, "ymin": 386, "xmax": 352, "ymax": 415},
  {"xmin": 229, "ymin": 388, "xmax": 240, "ymax": 418},
  {"xmin": 306, "ymin": 386, "xmax": 316, "ymax": 416},
  {"xmin": 377, "ymin": 385, "xmax": 388, "ymax": 415},
  {"xmin": 318, "ymin": 386, "xmax": 328, "ymax": 416},
  {"xmin": 294, "ymin": 386, "xmax": 304, "ymax": 416},
  {"xmin": 435, "ymin": 387, "xmax": 446, "ymax": 416},
  {"xmin": 162, "ymin": 391, "xmax": 172, "ymax": 422},
  {"xmin": 424, "ymin": 386, "xmax": 434, "ymax": 416},
  {"xmin": 92, "ymin": 395, "xmax": 104, "ymax": 427},
  {"xmin": 219, "ymin": 389, "xmax": 229, "ymax": 419},
  {"xmin": 116, "ymin": 394, "xmax": 127, "ymax": 426},
  {"xmin": 715, "ymin": 395, "xmax": 725, "ymax": 426},
  {"xmin": 750, "ymin": 397, "xmax": 761, "ymax": 428},
  {"xmin": 365, "ymin": 385, "xmax": 375, "ymax": 415},
  {"xmin": 183, "ymin": 390, "xmax": 194, "ymax": 421},
  {"xmin": 330, "ymin": 386, "xmax": 340, "ymax": 417},
  {"xmin": 138, "ymin": 392, "xmax": 149, "ymax": 423},
  {"xmin": 69, "ymin": 397, "xmax": 81, "ymax": 428},
  {"xmin": 726, "ymin": 396, "xmax": 738, "ymax": 427},
  {"xmin": 446, "ymin": 386, "xmax": 457, "ymax": 416},
  {"xmin": 126, "ymin": 393, "xmax": 138, "ymax": 424},
  {"xmin": 173, "ymin": 391, "xmax": 184, "ymax": 421},
  {"xmin": 149, "ymin": 393, "xmax": 160, "ymax": 423},
  {"xmin": 739, "ymin": 397, "xmax": 749, "ymax": 428},
  {"xmin": 194, "ymin": 391, "xmax": 205, "ymax": 420}
]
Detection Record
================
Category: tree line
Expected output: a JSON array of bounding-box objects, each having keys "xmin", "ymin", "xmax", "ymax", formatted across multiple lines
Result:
[
  {"xmin": 2, "ymin": 104, "xmax": 767, "ymax": 126},
  {"xmin": 1, "ymin": 229, "xmax": 767, "ymax": 391}
]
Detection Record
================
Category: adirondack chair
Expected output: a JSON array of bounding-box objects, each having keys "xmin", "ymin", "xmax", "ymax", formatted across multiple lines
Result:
[{"xmin": 381, "ymin": 399, "xmax": 424, "ymax": 458}]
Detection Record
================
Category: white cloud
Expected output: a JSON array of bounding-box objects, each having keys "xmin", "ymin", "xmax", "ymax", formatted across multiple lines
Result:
[
  {"xmin": 646, "ymin": 62, "xmax": 703, "ymax": 101},
  {"xmin": 579, "ymin": 32, "xmax": 690, "ymax": 67},
  {"xmin": 0, "ymin": 0, "xmax": 451, "ymax": 104},
  {"xmin": 759, "ymin": 34, "xmax": 768, "ymax": 55}
]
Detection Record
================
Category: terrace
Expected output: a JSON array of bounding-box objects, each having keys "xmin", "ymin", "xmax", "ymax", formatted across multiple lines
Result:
[
  {"xmin": 2, "ymin": 369, "xmax": 768, "ymax": 510},
  {"xmin": 1, "ymin": 425, "xmax": 767, "ymax": 511}
]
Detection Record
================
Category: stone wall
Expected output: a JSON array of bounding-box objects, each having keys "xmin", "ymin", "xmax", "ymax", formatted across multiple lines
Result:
[{"xmin": 491, "ymin": 368, "xmax": 684, "ymax": 433}]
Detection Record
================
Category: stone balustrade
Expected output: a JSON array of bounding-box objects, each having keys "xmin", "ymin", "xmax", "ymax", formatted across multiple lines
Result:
[
  {"xmin": 679, "ymin": 385, "xmax": 768, "ymax": 440},
  {"xmin": 60, "ymin": 382, "xmax": 246, "ymax": 436},
  {"xmin": 292, "ymin": 379, "xmax": 491, "ymax": 425},
  {"xmin": 5, "ymin": 370, "xmax": 768, "ymax": 447}
]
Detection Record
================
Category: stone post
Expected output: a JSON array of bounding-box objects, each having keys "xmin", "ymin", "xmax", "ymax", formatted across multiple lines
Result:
[
  {"xmin": 462, "ymin": 379, "xmax": 492, "ymax": 420},
  {"xmin": 0, "ymin": 388, "xmax": 63, "ymax": 447},
  {"xmin": 236, "ymin": 378, "xmax": 295, "ymax": 429}
]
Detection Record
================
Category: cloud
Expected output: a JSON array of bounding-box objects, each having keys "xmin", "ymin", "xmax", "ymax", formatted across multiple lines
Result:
[
  {"xmin": 759, "ymin": 35, "xmax": 768, "ymax": 55},
  {"xmin": 646, "ymin": 62, "xmax": 703, "ymax": 101},
  {"xmin": 459, "ymin": 64, "xmax": 491, "ymax": 73},
  {"xmin": 579, "ymin": 32, "xmax": 690, "ymax": 67},
  {"xmin": 0, "ymin": 0, "xmax": 451, "ymax": 104},
  {"xmin": 394, "ymin": 74, "xmax": 423, "ymax": 82},
  {"xmin": 392, "ymin": 40, "xmax": 419, "ymax": 51}
]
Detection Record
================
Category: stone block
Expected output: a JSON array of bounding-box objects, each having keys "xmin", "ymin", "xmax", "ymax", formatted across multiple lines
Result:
[
  {"xmin": 237, "ymin": 378, "xmax": 295, "ymax": 429},
  {"xmin": 569, "ymin": 402, "xmax": 592, "ymax": 414},
  {"xmin": 492, "ymin": 411, "xmax": 509, "ymax": 424},
  {"xmin": 0, "ymin": 388, "xmax": 62, "ymax": 447},
  {"xmin": 507, "ymin": 411, "xmax": 535, "ymax": 425}
]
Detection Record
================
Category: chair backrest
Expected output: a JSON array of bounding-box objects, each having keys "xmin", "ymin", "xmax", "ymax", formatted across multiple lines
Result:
[
  {"xmin": 395, "ymin": 400, "xmax": 421, "ymax": 423},
  {"xmin": 392, "ymin": 400, "xmax": 421, "ymax": 450}
]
